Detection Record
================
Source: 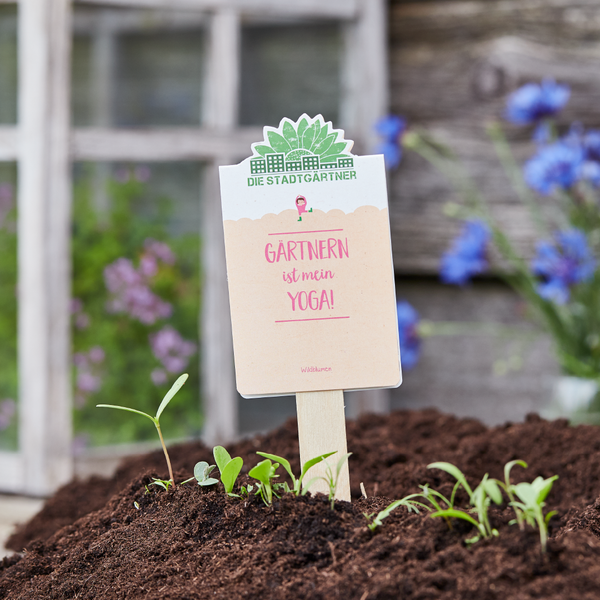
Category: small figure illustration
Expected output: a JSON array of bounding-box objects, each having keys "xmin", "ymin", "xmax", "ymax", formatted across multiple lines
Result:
[{"xmin": 295, "ymin": 195, "xmax": 313, "ymax": 221}]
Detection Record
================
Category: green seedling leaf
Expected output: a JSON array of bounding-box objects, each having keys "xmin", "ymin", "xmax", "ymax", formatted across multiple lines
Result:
[
  {"xmin": 483, "ymin": 478, "xmax": 503, "ymax": 505},
  {"xmin": 431, "ymin": 508, "xmax": 481, "ymax": 530},
  {"xmin": 249, "ymin": 459, "xmax": 280, "ymax": 506},
  {"xmin": 533, "ymin": 475, "xmax": 559, "ymax": 504},
  {"xmin": 221, "ymin": 457, "xmax": 243, "ymax": 494},
  {"xmin": 156, "ymin": 373, "xmax": 188, "ymax": 421},
  {"xmin": 299, "ymin": 451, "xmax": 337, "ymax": 492},
  {"xmin": 95, "ymin": 404, "xmax": 155, "ymax": 424},
  {"xmin": 428, "ymin": 462, "xmax": 473, "ymax": 497},
  {"xmin": 213, "ymin": 446, "xmax": 232, "ymax": 473},
  {"xmin": 193, "ymin": 461, "xmax": 219, "ymax": 486},
  {"xmin": 257, "ymin": 452, "xmax": 294, "ymax": 486},
  {"xmin": 213, "ymin": 446, "xmax": 244, "ymax": 494},
  {"xmin": 97, "ymin": 373, "xmax": 188, "ymax": 488},
  {"xmin": 150, "ymin": 478, "xmax": 174, "ymax": 491},
  {"xmin": 504, "ymin": 460, "xmax": 528, "ymax": 486},
  {"xmin": 367, "ymin": 496, "xmax": 432, "ymax": 532}
]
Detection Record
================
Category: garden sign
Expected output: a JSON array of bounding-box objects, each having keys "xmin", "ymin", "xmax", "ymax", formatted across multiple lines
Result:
[{"xmin": 219, "ymin": 115, "xmax": 401, "ymax": 500}]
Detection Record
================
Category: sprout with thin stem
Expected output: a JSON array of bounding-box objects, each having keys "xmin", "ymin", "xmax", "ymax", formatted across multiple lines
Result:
[{"xmin": 97, "ymin": 373, "xmax": 188, "ymax": 488}]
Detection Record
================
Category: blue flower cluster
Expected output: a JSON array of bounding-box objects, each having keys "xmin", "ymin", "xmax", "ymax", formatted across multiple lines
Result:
[
  {"xmin": 374, "ymin": 115, "xmax": 407, "ymax": 170},
  {"xmin": 397, "ymin": 301, "xmax": 421, "ymax": 370},
  {"xmin": 531, "ymin": 229, "xmax": 596, "ymax": 304},
  {"xmin": 506, "ymin": 80, "xmax": 600, "ymax": 194},
  {"xmin": 505, "ymin": 80, "xmax": 570, "ymax": 125},
  {"xmin": 440, "ymin": 220, "xmax": 491, "ymax": 285}
]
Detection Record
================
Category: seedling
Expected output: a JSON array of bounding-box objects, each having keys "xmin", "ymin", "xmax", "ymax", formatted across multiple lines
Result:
[
  {"xmin": 182, "ymin": 461, "xmax": 219, "ymax": 487},
  {"xmin": 256, "ymin": 450, "xmax": 337, "ymax": 495},
  {"xmin": 306, "ymin": 453, "xmax": 351, "ymax": 510},
  {"xmin": 428, "ymin": 462, "xmax": 503, "ymax": 545},
  {"xmin": 364, "ymin": 494, "xmax": 432, "ymax": 532},
  {"xmin": 213, "ymin": 446, "xmax": 244, "ymax": 496},
  {"xmin": 97, "ymin": 373, "xmax": 188, "ymax": 487},
  {"xmin": 510, "ymin": 475, "xmax": 558, "ymax": 552},
  {"xmin": 496, "ymin": 459, "xmax": 528, "ymax": 529},
  {"xmin": 150, "ymin": 478, "xmax": 175, "ymax": 491},
  {"xmin": 248, "ymin": 458, "xmax": 280, "ymax": 506}
]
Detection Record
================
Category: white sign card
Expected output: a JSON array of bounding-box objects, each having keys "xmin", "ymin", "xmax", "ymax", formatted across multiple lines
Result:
[{"xmin": 219, "ymin": 115, "xmax": 401, "ymax": 398}]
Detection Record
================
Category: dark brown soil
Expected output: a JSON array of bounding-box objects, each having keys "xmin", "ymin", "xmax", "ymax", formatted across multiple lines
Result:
[{"xmin": 4, "ymin": 408, "xmax": 600, "ymax": 599}]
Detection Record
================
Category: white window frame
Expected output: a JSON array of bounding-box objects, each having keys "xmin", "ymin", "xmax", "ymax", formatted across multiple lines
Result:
[{"xmin": 0, "ymin": 0, "xmax": 387, "ymax": 495}]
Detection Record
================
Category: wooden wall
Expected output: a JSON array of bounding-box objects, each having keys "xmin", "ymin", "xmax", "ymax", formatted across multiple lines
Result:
[
  {"xmin": 388, "ymin": 0, "xmax": 600, "ymax": 272},
  {"xmin": 386, "ymin": 0, "xmax": 600, "ymax": 422}
]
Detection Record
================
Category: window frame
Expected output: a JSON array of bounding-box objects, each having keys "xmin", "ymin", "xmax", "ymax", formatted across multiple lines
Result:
[{"xmin": 0, "ymin": 0, "xmax": 388, "ymax": 495}]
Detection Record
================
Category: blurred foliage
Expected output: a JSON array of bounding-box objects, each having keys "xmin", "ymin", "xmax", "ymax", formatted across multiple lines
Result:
[{"xmin": 71, "ymin": 170, "xmax": 202, "ymax": 446}]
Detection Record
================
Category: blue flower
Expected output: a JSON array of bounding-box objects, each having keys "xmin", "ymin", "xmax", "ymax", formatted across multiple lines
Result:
[
  {"xmin": 374, "ymin": 115, "xmax": 407, "ymax": 170},
  {"xmin": 584, "ymin": 130, "xmax": 600, "ymax": 163},
  {"xmin": 397, "ymin": 301, "xmax": 420, "ymax": 370},
  {"xmin": 531, "ymin": 229, "xmax": 596, "ymax": 304},
  {"xmin": 524, "ymin": 140, "xmax": 585, "ymax": 195},
  {"xmin": 440, "ymin": 220, "xmax": 491, "ymax": 285},
  {"xmin": 505, "ymin": 80, "xmax": 570, "ymax": 125}
]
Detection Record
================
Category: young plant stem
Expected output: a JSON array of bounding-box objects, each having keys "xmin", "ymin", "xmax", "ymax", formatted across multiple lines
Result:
[{"xmin": 155, "ymin": 422, "xmax": 174, "ymax": 486}]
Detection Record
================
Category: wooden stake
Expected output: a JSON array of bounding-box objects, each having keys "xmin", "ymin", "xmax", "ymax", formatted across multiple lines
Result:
[{"xmin": 296, "ymin": 390, "xmax": 351, "ymax": 501}]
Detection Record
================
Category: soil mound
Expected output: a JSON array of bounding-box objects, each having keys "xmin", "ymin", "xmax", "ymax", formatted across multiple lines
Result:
[{"xmin": 4, "ymin": 409, "xmax": 600, "ymax": 599}]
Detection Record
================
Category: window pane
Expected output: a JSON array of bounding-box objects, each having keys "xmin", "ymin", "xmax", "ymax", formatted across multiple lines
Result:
[
  {"xmin": 71, "ymin": 162, "xmax": 203, "ymax": 448},
  {"xmin": 239, "ymin": 23, "xmax": 343, "ymax": 127},
  {"xmin": 0, "ymin": 163, "xmax": 17, "ymax": 450},
  {"xmin": 0, "ymin": 5, "xmax": 17, "ymax": 125},
  {"xmin": 72, "ymin": 6, "xmax": 207, "ymax": 128}
]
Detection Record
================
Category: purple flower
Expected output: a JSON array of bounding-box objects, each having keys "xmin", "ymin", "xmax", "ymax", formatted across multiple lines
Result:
[
  {"xmin": 150, "ymin": 326, "xmax": 196, "ymax": 374},
  {"xmin": 524, "ymin": 140, "xmax": 585, "ymax": 195},
  {"xmin": 70, "ymin": 298, "xmax": 83, "ymax": 314},
  {"xmin": 440, "ymin": 220, "xmax": 490, "ymax": 285},
  {"xmin": 397, "ymin": 301, "xmax": 421, "ymax": 370},
  {"xmin": 139, "ymin": 253, "xmax": 158, "ymax": 278},
  {"xmin": 144, "ymin": 239, "xmax": 176, "ymax": 265},
  {"xmin": 134, "ymin": 165, "xmax": 151, "ymax": 183},
  {"xmin": 104, "ymin": 257, "xmax": 172, "ymax": 325},
  {"xmin": 89, "ymin": 346, "xmax": 105, "ymax": 364},
  {"xmin": 75, "ymin": 313, "xmax": 90, "ymax": 330},
  {"xmin": 374, "ymin": 115, "xmax": 407, "ymax": 170},
  {"xmin": 151, "ymin": 368, "xmax": 168, "ymax": 386},
  {"xmin": 531, "ymin": 229, "xmax": 596, "ymax": 304},
  {"xmin": 0, "ymin": 399, "xmax": 16, "ymax": 431},
  {"xmin": 73, "ymin": 352, "xmax": 88, "ymax": 368},
  {"xmin": 505, "ymin": 80, "xmax": 570, "ymax": 125},
  {"xmin": 114, "ymin": 167, "xmax": 130, "ymax": 183},
  {"xmin": 77, "ymin": 372, "xmax": 101, "ymax": 394}
]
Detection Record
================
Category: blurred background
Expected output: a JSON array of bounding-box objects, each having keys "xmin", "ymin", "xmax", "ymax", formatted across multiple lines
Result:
[{"xmin": 0, "ymin": 0, "xmax": 599, "ymax": 496}]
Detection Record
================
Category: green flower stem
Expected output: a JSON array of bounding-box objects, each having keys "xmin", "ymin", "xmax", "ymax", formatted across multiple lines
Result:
[{"xmin": 486, "ymin": 121, "xmax": 549, "ymax": 237}]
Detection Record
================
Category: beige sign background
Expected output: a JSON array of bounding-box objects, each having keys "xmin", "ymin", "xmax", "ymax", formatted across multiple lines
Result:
[{"xmin": 222, "ymin": 204, "xmax": 401, "ymax": 397}]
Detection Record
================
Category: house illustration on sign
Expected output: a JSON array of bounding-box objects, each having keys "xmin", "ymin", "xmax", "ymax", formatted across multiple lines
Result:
[{"xmin": 250, "ymin": 154, "xmax": 354, "ymax": 175}]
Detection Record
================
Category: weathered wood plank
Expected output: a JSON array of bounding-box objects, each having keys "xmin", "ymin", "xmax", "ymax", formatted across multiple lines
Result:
[{"xmin": 388, "ymin": 0, "xmax": 600, "ymax": 274}]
